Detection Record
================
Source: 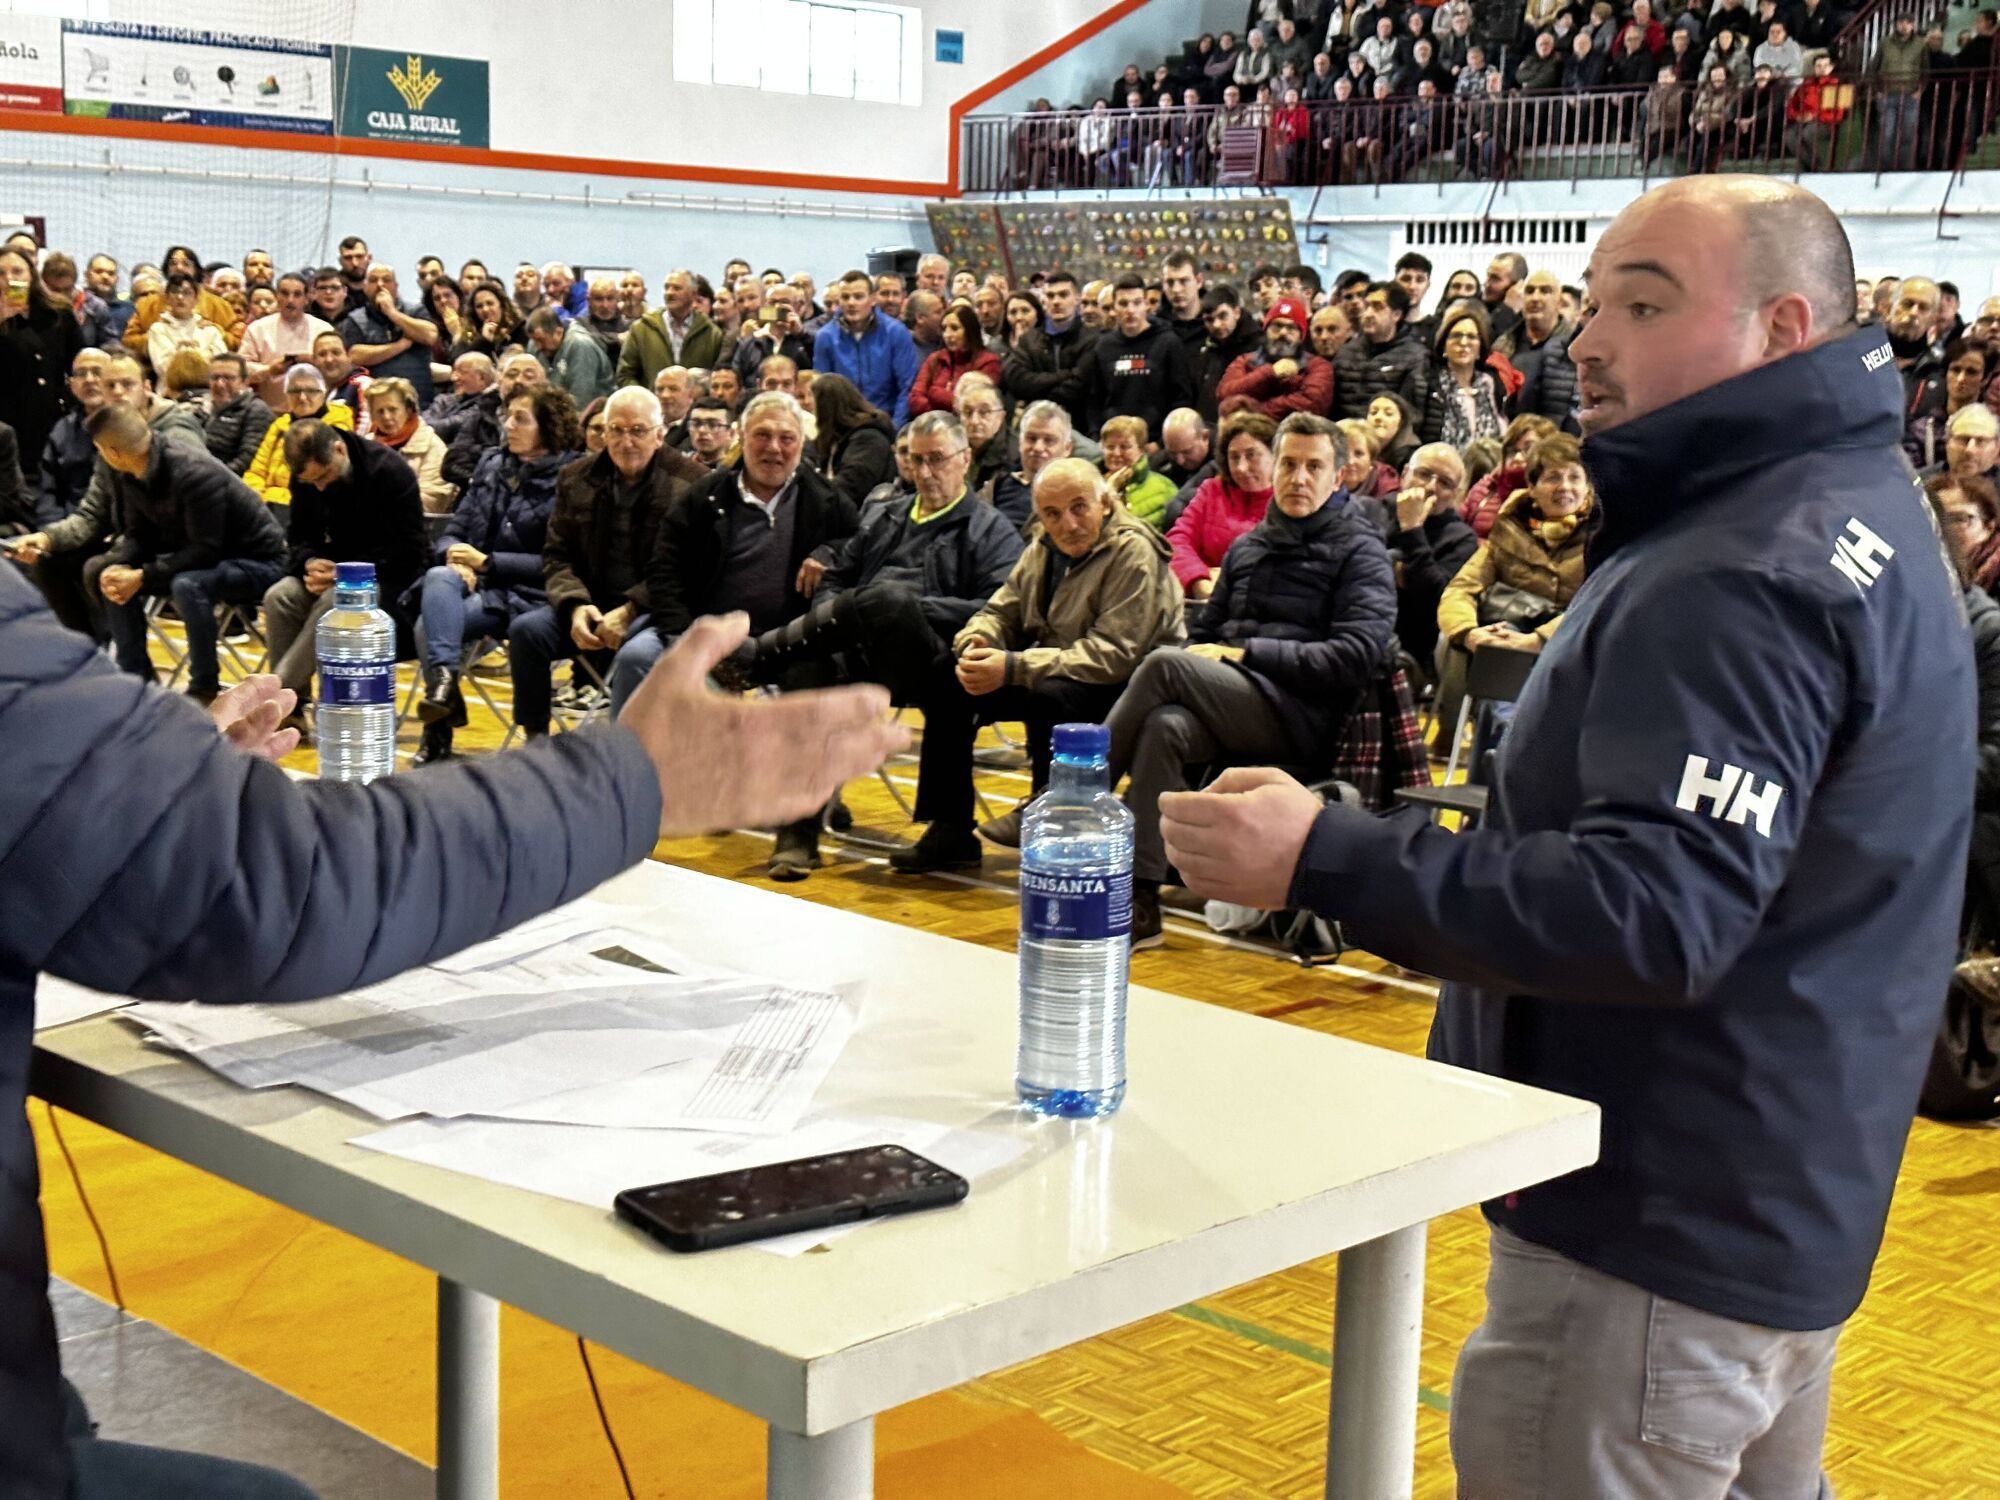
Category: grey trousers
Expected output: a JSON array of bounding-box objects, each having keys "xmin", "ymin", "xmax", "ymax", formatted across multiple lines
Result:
[
  {"xmin": 261, "ymin": 575, "xmax": 336, "ymax": 696},
  {"xmin": 1103, "ymin": 647, "xmax": 1292, "ymax": 883},
  {"xmin": 1452, "ymin": 1225, "xmax": 1841, "ymax": 1500}
]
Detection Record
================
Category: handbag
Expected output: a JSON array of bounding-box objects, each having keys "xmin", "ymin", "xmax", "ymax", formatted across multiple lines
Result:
[{"xmin": 1477, "ymin": 580, "xmax": 1560, "ymax": 632}]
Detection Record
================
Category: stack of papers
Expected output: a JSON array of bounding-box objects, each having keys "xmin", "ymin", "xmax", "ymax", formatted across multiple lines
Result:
[
  {"xmin": 79, "ymin": 896, "xmax": 1025, "ymax": 1251},
  {"xmin": 123, "ymin": 902, "xmax": 858, "ymax": 1137}
]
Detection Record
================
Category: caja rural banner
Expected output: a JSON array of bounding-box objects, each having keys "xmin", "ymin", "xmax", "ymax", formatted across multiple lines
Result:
[{"xmin": 332, "ymin": 45, "xmax": 489, "ymax": 149}]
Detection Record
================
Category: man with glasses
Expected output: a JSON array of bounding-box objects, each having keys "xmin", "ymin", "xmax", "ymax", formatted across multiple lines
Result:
[
  {"xmin": 512, "ymin": 388, "xmax": 705, "ymax": 739},
  {"xmin": 683, "ymin": 393, "xmax": 735, "ymax": 469},
  {"xmin": 954, "ymin": 374, "xmax": 1013, "ymax": 491},
  {"xmin": 202, "ymin": 353, "xmax": 273, "ymax": 475},
  {"xmin": 706, "ymin": 410, "xmax": 1021, "ymax": 877},
  {"xmin": 1932, "ymin": 404, "xmax": 2000, "ymax": 486},
  {"xmin": 1384, "ymin": 442, "xmax": 1474, "ymax": 676}
]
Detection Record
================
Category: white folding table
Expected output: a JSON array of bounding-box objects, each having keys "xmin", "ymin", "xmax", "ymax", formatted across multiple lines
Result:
[{"xmin": 32, "ymin": 860, "xmax": 1598, "ymax": 1500}]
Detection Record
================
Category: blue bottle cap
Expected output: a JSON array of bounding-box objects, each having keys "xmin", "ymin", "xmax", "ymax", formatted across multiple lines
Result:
[
  {"xmin": 1051, "ymin": 723, "xmax": 1110, "ymax": 758},
  {"xmin": 335, "ymin": 561, "xmax": 377, "ymax": 588}
]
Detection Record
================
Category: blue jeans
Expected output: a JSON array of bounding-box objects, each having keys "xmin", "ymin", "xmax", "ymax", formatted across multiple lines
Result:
[
  {"xmin": 65, "ymin": 1379, "xmax": 316, "ymax": 1499},
  {"xmin": 608, "ymin": 627, "xmax": 669, "ymax": 719},
  {"xmin": 1879, "ymin": 91, "xmax": 1920, "ymax": 170},
  {"xmin": 418, "ymin": 564, "xmax": 511, "ymax": 670},
  {"xmin": 509, "ymin": 604, "xmax": 640, "ymax": 735},
  {"xmin": 172, "ymin": 558, "xmax": 286, "ymax": 694}
]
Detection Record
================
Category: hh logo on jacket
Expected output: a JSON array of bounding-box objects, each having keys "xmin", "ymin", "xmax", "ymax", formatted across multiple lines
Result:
[
  {"xmin": 1829, "ymin": 516, "xmax": 1894, "ymax": 591},
  {"xmin": 1675, "ymin": 755, "xmax": 1786, "ymax": 838}
]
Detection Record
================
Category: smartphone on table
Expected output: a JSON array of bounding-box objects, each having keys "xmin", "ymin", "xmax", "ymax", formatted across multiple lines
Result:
[{"xmin": 615, "ymin": 1144, "xmax": 969, "ymax": 1253}]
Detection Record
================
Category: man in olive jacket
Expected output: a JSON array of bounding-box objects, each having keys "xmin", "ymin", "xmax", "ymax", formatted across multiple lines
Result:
[
  {"xmin": 898, "ymin": 457, "xmax": 1186, "ymax": 869},
  {"xmin": 616, "ymin": 269, "xmax": 726, "ymax": 391}
]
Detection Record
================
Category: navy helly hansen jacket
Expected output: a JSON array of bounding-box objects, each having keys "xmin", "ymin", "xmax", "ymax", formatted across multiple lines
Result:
[
  {"xmin": 0, "ymin": 564, "xmax": 662, "ymax": 1494},
  {"xmin": 1287, "ymin": 327, "xmax": 1974, "ymax": 1331}
]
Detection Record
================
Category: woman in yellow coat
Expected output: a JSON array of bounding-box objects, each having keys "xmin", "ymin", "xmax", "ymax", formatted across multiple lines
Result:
[{"xmin": 244, "ymin": 364, "xmax": 355, "ymax": 506}]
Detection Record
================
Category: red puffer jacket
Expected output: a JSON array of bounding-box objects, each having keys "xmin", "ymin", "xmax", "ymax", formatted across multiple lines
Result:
[
  {"xmin": 1166, "ymin": 475, "xmax": 1271, "ymax": 588},
  {"xmin": 906, "ymin": 347, "xmax": 1003, "ymax": 417},
  {"xmin": 1460, "ymin": 462, "xmax": 1526, "ymax": 540}
]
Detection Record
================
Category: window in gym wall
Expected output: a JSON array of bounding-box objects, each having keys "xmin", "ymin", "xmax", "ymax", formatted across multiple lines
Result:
[{"xmin": 671, "ymin": 0, "xmax": 921, "ymax": 106}]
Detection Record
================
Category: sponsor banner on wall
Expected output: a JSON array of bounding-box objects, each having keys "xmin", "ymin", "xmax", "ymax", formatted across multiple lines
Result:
[
  {"xmin": 0, "ymin": 15, "xmax": 62, "ymax": 114},
  {"xmin": 333, "ymin": 46, "xmax": 488, "ymax": 149},
  {"xmin": 60, "ymin": 21, "xmax": 333, "ymax": 135}
]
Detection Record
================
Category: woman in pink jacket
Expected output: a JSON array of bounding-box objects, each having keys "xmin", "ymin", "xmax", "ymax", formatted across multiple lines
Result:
[
  {"xmin": 906, "ymin": 302, "xmax": 1003, "ymax": 417},
  {"xmin": 1166, "ymin": 410, "xmax": 1275, "ymax": 598}
]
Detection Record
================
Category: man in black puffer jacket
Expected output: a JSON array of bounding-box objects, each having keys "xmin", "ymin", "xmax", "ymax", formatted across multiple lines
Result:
[
  {"xmin": 82, "ymin": 403, "xmax": 287, "ymax": 704},
  {"xmin": 202, "ymin": 354, "xmax": 275, "ymax": 475},
  {"xmin": 1000, "ymin": 270, "xmax": 1098, "ymax": 418},
  {"xmin": 1500, "ymin": 271, "xmax": 1580, "ymax": 430},
  {"xmin": 1334, "ymin": 279, "xmax": 1429, "ymax": 422},
  {"xmin": 1105, "ymin": 413, "xmax": 1395, "ymax": 944}
]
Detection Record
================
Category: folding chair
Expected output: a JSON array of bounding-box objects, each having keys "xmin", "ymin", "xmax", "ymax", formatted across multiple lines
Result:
[
  {"xmin": 214, "ymin": 601, "xmax": 270, "ymax": 683},
  {"xmin": 145, "ymin": 597, "xmax": 191, "ymax": 688},
  {"xmin": 1395, "ymin": 646, "xmax": 1537, "ymax": 828}
]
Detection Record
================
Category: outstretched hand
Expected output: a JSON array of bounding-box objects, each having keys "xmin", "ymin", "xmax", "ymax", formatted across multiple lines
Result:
[
  {"xmin": 620, "ymin": 613, "xmax": 910, "ymax": 837},
  {"xmin": 208, "ymin": 674, "xmax": 301, "ymax": 762},
  {"xmin": 1160, "ymin": 766, "xmax": 1325, "ymax": 912}
]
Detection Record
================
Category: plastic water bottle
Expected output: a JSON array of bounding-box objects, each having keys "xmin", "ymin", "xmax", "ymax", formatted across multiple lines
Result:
[
  {"xmin": 315, "ymin": 561, "xmax": 397, "ymax": 784},
  {"xmin": 1017, "ymin": 723, "xmax": 1133, "ymax": 1118}
]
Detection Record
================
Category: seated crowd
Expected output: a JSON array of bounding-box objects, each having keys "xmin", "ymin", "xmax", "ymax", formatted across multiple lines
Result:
[
  {"xmin": 1001, "ymin": 0, "xmax": 2000, "ymax": 188},
  {"xmin": 1, "ymin": 232, "xmax": 1990, "ymax": 945}
]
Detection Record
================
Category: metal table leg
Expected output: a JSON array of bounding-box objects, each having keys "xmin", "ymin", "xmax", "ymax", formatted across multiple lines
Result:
[
  {"xmin": 438, "ymin": 1278, "xmax": 500, "ymax": 1500},
  {"xmin": 1326, "ymin": 1222, "xmax": 1428, "ymax": 1500},
  {"xmin": 767, "ymin": 1417, "xmax": 874, "ymax": 1500}
]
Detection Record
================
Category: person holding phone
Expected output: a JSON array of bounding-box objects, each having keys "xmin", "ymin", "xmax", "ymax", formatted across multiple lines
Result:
[{"xmin": 0, "ymin": 245, "xmax": 83, "ymax": 482}]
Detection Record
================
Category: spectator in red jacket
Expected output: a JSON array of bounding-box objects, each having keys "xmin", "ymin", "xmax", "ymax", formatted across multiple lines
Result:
[
  {"xmin": 907, "ymin": 303, "xmax": 1002, "ymax": 417},
  {"xmin": 1215, "ymin": 295, "xmax": 1334, "ymax": 420},
  {"xmin": 1459, "ymin": 412, "xmax": 1559, "ymax": 539},
  {"xmin": 1167, "ymin": 409, "xmax": 1276, "ymax": 598}
]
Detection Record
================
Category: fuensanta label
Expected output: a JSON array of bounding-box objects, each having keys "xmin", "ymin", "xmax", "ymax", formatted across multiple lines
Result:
[
  {"xmin": 1020, "ymin": 863, "xmax": 1133, "ymax": 942},
  {"xmin": 319, "ymin": 659, "xmax": 393, "ymax": 706}
]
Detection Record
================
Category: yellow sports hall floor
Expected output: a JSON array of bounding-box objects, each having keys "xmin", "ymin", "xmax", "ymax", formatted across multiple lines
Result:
[{"xmin": 30, "ymin": 647, "xmax": 2000, "ymax": 1498}]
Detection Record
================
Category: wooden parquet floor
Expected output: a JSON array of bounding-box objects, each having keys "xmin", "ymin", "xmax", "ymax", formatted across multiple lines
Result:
[{"xmin": 30, "ymin": 640, "xmax": 2000, "ymax": 1498}]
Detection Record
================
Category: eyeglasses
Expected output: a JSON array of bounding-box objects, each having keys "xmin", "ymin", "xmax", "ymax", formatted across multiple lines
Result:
[
  {"xmin": 958, "ymin": 404, "xmax": 1001, "ymax": 419},
  {"xmin": 604, "ymin": 424, "xmax": 658, "ymax": 440},
  {"xmin": 908, "ymin": 449, "xmax": 967, "ymax": 471}
]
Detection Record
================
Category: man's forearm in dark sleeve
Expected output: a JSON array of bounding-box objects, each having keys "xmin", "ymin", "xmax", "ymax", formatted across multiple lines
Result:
[{"xmin": 0, "ymin": 575, "xmax": 662, "ymax": 1004}]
